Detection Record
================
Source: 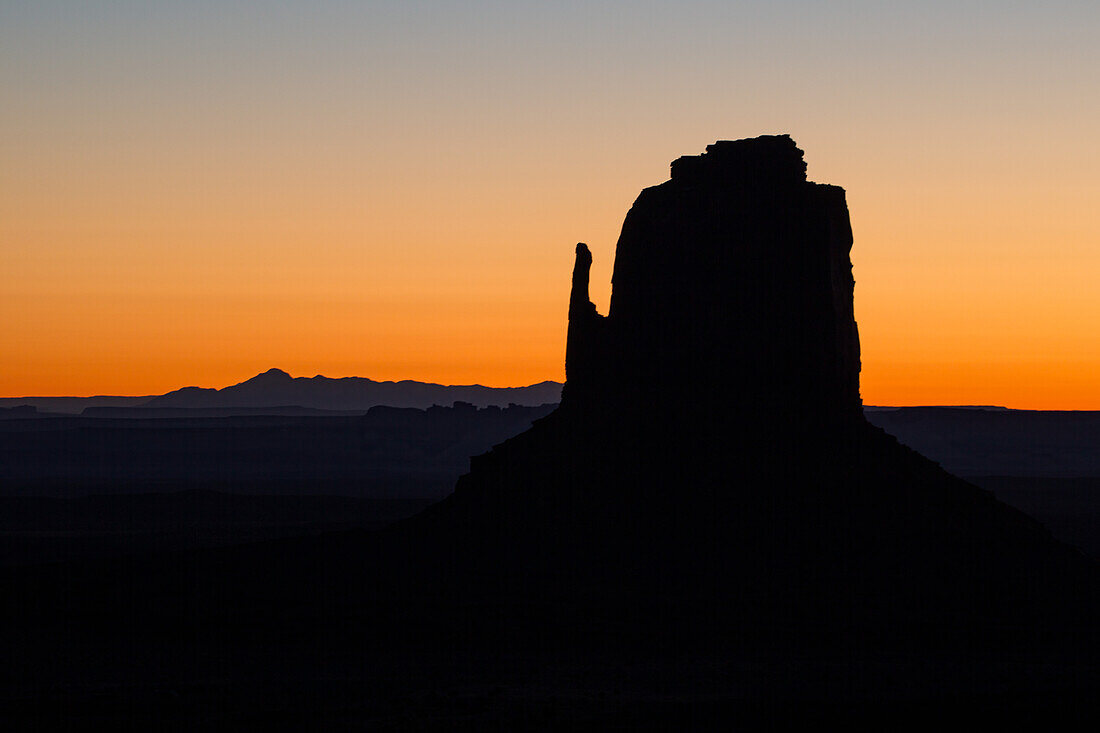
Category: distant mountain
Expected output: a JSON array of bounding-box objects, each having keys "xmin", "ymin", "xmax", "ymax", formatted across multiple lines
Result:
[
  {"xmin": 0, "ymin": 405, "xmax": 41, "ymax": 419},
  {"xmin": 0, "ymin": 370, "xmax": 563, "ymax": 414},
  {"xmin": 146, "ymin": 369, "xmax": 563, "ymax": 411}
]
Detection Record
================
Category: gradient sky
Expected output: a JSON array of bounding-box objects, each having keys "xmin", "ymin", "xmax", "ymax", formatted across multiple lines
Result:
[{"xmin": 2, "ymin": 1, "xmax": 1099, "ymax": 407}]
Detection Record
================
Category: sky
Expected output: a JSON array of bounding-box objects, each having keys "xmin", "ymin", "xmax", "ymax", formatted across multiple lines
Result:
[{"xmin": 2, "ymin": 1, "xmax": 1099, "ymax": 407}]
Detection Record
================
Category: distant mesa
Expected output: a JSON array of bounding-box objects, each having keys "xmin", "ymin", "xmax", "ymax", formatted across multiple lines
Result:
[{"xmin": 0, "ymin": 405, "xmax": 38, "ymax": 419}]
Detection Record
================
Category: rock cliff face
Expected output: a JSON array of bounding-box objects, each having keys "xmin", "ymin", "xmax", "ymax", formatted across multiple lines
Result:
[
  {"xmin": 564, "ymin": 135, "xmax": 860, "ymax": 423},
  {"xmin": 406, "ymin": 134, "xmax": 1095, "ymax": 647}
]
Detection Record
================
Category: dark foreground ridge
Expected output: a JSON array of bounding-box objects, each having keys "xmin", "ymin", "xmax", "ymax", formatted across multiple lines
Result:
[{"xmin": 3, "ymin": 135, "xmax": 1097, "ymax": 726}]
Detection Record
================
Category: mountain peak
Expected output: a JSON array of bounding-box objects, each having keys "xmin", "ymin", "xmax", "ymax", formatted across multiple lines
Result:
[{"xmin": 249, "ymin": 368, "xmax": 293, "ymax": 383}]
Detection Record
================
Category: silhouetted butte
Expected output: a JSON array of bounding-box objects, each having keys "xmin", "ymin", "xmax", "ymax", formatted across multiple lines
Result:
[{"xmin": 399, "ymin": 134, "xmax": 1096, "ymax": 646}]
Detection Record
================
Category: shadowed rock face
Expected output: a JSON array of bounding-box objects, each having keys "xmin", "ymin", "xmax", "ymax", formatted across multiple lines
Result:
[{"xmin": 565, "ymin": 135, "xmax": 861, "ymax": 423}]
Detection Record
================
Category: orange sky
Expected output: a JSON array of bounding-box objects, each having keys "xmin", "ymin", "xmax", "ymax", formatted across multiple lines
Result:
[{"xmin": 2, "ymin": 2, "xmax": 1098, "ymax": 408}]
